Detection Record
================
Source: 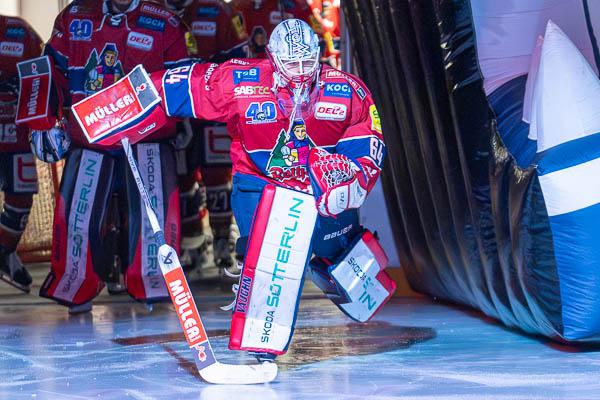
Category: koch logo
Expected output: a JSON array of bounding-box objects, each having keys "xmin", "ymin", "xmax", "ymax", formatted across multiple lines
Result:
[
  {"xmin": 324, "ymin": 83, "xmax": 351, "ymax": 98},
  {"xmin": 0, "ymin": 42, "xmax": 24, "ymax": 57},
  {"xmin": 127, "ymin": 32, "xmax": 154, "ymax": 51},
  {"xmin": 192, "ymin": 21, "xmax": 217, "ymax": 37},
  {"xmin": 314, "ymin": 102, "xmax": 347, "ymax": 121}
]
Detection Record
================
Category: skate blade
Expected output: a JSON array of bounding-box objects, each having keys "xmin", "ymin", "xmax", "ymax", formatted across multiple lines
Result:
[{"xmin": 0, "ymin": 273, "xmax": 30, "ymax": 293}]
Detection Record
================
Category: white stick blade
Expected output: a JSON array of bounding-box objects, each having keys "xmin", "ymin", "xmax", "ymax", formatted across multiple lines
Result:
[{"xmin": 199, "ymin": 361, "xmax": 278, "ymax": 385}]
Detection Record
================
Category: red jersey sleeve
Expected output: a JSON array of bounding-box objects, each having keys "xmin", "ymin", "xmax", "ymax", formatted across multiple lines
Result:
[
  {"xmin": 151, "ymin": 61, "xmax": 231, "ymax": 123},
  {"xmin": 335, "ymin": 81, "xmax": 386, "ymax": 192}
]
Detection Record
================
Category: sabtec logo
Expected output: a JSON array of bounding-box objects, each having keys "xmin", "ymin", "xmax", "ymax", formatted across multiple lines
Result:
[
  {"xmin": 314, "ymin": 102, "xmax": 347, "ymax": 121},
  {"xmin": 233, "ymin": 85, "xmax": 270, "ymax": 97},
  {"xmin": 83, "ymin": 94, "xmax": 135, "ymax": 127},
  {"xmin": 0, "ymin": 42, "xmax": 24, "ymax": 57},
  {"xmin": 127, "ymin": 32, "xmax": 154, "ymax": 51}
]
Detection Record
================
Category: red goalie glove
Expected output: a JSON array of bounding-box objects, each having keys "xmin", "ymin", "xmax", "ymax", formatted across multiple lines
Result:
[{"xmin": 308, "ymin": 147, "xmax": 368, "ymax": 217}]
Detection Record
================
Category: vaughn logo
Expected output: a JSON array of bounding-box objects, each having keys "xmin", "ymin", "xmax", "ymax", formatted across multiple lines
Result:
[
  {"xmin": 192, "ymin": 21, "xmax": 216, "ymax": 37},
  {"xmin": 127, "ymin": 32, "xmax": 154, "ymax": 51},
  {"xmin": 0, "ymin": 41, "xmax": 24, "ymax": 57},
  {"xmin": 314, "ymin": 102, "xmax": 347, "ymax": 121}
]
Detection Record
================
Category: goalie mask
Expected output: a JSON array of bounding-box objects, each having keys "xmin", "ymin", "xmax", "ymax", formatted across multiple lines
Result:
[{"xmin": 267, "ymin": 19, "xmax": 321, "ymax": 119}]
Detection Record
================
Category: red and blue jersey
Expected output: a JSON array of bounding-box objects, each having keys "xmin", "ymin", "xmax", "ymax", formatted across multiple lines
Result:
[
  {"xmin": 45, "ymin": 0, "xmax": 192, "ymax": 148},
  {"xmin": 152, "ymin": 58, "xmax": 385, "ymax": 192},
  {"xmin": 0, "ymin": 16, "xmax": 43, "ymax": 153}
]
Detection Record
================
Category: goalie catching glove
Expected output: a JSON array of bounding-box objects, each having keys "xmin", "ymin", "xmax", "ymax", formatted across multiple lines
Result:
[{"xmin": 308, "ymin": 147, "xmax": 368, "ymax": 217}]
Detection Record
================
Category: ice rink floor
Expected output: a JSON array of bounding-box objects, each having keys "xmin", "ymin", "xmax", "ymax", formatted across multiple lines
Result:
[{"xmin": 1, "ymin": 266, "xmax": 600, "ymax": 400}]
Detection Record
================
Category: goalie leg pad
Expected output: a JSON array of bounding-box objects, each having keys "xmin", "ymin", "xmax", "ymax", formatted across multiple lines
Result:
[
  {"xmin": 229, "ymin": 184, "xmax": 318, "ymax": 355},
  {"xmin": 40, "ymin": 149, "xmax": 115, "ymax": 306},
  {"xmin": 125, "ymin": 142, "xmax": 180, "ymax": 303},
  {"xmin": 310, "ymin": 229, "xmax": 396, "ymax": 322}
]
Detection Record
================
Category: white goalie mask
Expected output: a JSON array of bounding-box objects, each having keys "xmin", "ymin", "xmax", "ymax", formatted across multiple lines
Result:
[{"xmin": 267, "ymin": 19, "xmax": 321, "ymax": 119}]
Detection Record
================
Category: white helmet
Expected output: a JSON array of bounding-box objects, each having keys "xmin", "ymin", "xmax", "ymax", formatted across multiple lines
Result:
[{"xmin": 267, "ymin": 19, "xmax": 320, "ymax": 89}]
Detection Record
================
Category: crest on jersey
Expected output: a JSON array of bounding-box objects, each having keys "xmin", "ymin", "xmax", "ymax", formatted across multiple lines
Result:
[
  {"xmin": 83, "ymin": 43, "xmax": 124, "ymax": 95},
  {"xmin": 266, "ymin": 119, "xmax": 315, "ymax": 183}
]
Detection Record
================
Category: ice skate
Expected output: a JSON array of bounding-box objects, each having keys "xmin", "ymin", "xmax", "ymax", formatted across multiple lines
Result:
[
  {"xmin": 68, "ymin": 301, "xmax": 92, "ymax": 315},
  {"xmin": 0, "ymin": 251, "xmax": 32, "ymax": 293}
]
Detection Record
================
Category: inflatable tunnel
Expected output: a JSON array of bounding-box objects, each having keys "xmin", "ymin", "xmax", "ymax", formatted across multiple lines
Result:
[{"xmin": 343, "ymin": 0, "xmax": 600, "ymax": 341}]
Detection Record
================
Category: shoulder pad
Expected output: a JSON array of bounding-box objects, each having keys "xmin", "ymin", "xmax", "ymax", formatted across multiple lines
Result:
[{"xmin": 64, "ymin": 0, "xmax": 98, "ymax": 16}]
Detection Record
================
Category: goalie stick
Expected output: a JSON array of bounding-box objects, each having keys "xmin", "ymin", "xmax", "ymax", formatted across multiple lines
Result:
[
  {"xmin": 70, "ymin": 66, "xmax": 276, "ymax": 384},
  {"xmin": 122, "ymin": 137, "xmax": 278, "ymax": 384}
]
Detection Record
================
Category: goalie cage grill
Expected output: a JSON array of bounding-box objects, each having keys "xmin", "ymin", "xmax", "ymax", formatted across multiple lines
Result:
[{"xmin": 0, "ymin": 160, "xmax": 62, "ymax": 264}]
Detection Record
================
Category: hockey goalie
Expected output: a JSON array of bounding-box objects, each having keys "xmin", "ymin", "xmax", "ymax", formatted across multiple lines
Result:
[{"xmin": 74, "ymin": 18, "xmax": 396, "ymax": 363}]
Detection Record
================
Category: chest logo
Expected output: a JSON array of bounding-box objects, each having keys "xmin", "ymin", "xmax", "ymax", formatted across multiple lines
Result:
[
  {"xmin": 0, "ymin": 41, "xmax": 24, "ymax": 57},
  {"xmin": 69, "ymin": 19, "xmax": 93, "ymax": 41},
  {"xmin": 266, "ymin": 119, "xmax": 315, "ymax": 183},
  {"xmin": 84, "ymin": 43, "xmax": 124, "ymax": 95},
  {"xmin": 192, "ymin": 21, "xmax": 217, "ymax": 37},
  {"xmin": 127, "ymin": 31, "xmax": 154, "ymax": 51},
  {"xmin": 245, "ymin": 101, "xmax": 277, "ymax": 124},
  {"xmin": 314, "ymin": 102, "xmax": 347, "ymax": 121}
]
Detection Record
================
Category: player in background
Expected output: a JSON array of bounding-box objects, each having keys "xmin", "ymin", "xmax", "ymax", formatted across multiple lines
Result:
[
  {"xmin": 27, "ymin": 0, "xmax": 192, "ymax": 313},
  {"xmin": 164, "ymin": 0, "xmax": 246, "ymax": 283},
  {"xmin": 0, "ymin": 16, "xmax": 43, "ymax": 292},
  {"xmin": 230, "ymin": 0, "xmax": 318, "ymax": 59},
  {"xmin": 145, "ymin": 19, "xmax": 395, "ymax": 361},
  {"xmin": 307, "ymin": 0, "xmax": 340, "ymax": 68}
]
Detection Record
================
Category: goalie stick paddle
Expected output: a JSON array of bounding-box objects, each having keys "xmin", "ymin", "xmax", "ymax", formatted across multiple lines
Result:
[{"xmin": 120, "ymin": 137, "xmax": 278, "ymax": 384}]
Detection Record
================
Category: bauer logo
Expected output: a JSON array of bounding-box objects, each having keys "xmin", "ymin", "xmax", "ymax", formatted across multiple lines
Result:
[
  {"xmin": 314, "ymin": 102, "xmax": 347, "ymax": 121},
  {"xmin": 127, "ymin": 32, "xmax": 154, "ymax": 51},
  {"xmin": 233, "ymin": 68, "xmax": 259, "ymax": 84},
  {"xmin": 192, "ymin": 21, "xmax": 217, "ymax": 37},
  {"xmin": 0, "ymin": 41, "xmax": 24, "ymax": 57},
  {"xmin": 324, "ymin": 83, "xmax": 352, "ymax": 98}
]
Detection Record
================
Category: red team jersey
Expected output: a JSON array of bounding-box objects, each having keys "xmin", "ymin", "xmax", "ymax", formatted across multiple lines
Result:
[
  {"xmin": 182, "ymin": 0, "xmax": 245, "ymax": 60},
  {"xmin": 230, "ymin": 0, "xmax": 315, "ymax": 58},
  {"xmin": 0, "ymin": 16, "xmax": 43, "ymax": 153},
  {"xmin": 154, "ymin": 59, "xmax": 385, "ymax": 192},
  {"xmin": 45, "ymin": 0, "xmax": 191, "ymax": 148}
]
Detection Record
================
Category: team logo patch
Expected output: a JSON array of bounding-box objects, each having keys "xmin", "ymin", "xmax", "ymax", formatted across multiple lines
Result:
[
  {"xmin": 245, "ymin": 101, "xmax": 277, "ymax": 124},
  {"xmin": 83, "ymin": 43, "xmax": 124, "ymax": 94},
  {"xmin": 136, "ymin": 15, "xmax": 166, "ymax": 32},
  {"xmin": 6, "ymin": 27, "xmax": 25, "ymax": 39},
  {"xmin": 266, "ymin": 119, "xmax": 314, "ymax": 183},
  {"xmin": 0, "ymin": 42, "xmax": 24, "ymax": 57},
  {"xmin": 127, "ymin": 32, "xmax": 154, "ymax": 51},
  {"xmin": 314, "ymin": 102, "xmax": 347, "ymax": 121},
  {"xmin": 68, "ymin": 19, "xmax": 93, "ymax": 41},
  {"xmin": 197, "ymin": 6, "xmax": 220, "ymax": 18},
  {"xmin": 192, "ymin": 21, "xmax": 216, "ymax": 37},
  {"xmin": 233, "ymin": 68, "xmax": 259, "ymax": 84},
  {"xmin": 369, "ymin": 104, "xmax": 382, "ymax": 133},
  {"xmin": 324, "ymin": 83, "xmax": 351, "ymax": 98}
]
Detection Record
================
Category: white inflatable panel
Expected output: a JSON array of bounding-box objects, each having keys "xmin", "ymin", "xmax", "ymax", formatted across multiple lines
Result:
[
  {"xmin": 471, "ymin": 0, "xmax": 598, "ymax": 95},
  {"xmin": 530, "ymin": 21, "xmax": 600, "ymax": 152}
]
